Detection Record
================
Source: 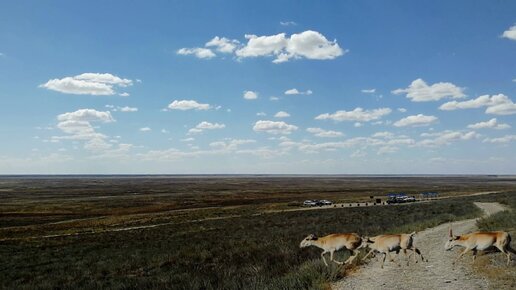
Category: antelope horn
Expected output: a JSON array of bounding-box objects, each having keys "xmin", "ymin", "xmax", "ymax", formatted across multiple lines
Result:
[{"xmin": 448, "ymin": 226, "xmax": 453, "ymax": 237}]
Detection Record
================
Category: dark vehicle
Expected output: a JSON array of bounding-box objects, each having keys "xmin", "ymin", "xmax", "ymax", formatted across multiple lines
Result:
[{"xmin": 319, "ymin": 200, "xmax": 333, "ymax": 206}]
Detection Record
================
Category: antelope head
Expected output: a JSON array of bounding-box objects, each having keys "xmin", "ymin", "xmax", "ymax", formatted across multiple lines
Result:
[
  {"xmin": 299, "ymin": 234, "xmax": 318, "ymax": 248},
  {"xmin": 445, "ymin": 226, "xmax": 460, "ymax": 250}
]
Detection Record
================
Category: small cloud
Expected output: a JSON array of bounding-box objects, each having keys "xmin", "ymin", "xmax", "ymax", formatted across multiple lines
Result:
[
  {"xmin": 274, "ymin": 111, "xmax": 290, "ymax": 118},
  {"xmin": 306, "ymin": 127, "xmax": 343, "ymax": 138},
  {"xmin": 243, "ymin": 90, "xmax": 258, "ymax": 100},
  {"xmin": 439, "ymin": 94, "xmax": 516, "ymax": 115},
  {"xmin": 177, "ymin": 47, "xmax": 216, "ymax": 59},
  {"xmin": 316, "ymin": 107, "xmax": 392, "ymax": 122},
  {"xmin": 284, "ymin": 88, "xmax": 312, "ymax": 95},
  {"xmin": 253, "ymin": 120, "xmax": 298, "ymax": 135},
  {"xmin": 354, "ymin": 122, "xmax": 363, "ymax": 127},
  {"xmin": 188, "ymin": 121, "xmax": 225, "ymax": 134},
  {"xmin": 40, "ymin": 73, "xmax": 133, "ymax": 96},
  {"xmin": 270, "ymin": 96, "xmax": 280, "ymax": 101},
  {"xmin": 167, "ymin": 100, "xmax": 211, "ymax": 111},
  {"xmin": 118, "ymin": 106, "xmax": 138, "ymax": 112},
  {"xmin": 361, "ymin": 89, "xmax": 376, "ymax": 94},
  {"xmin": 467, "ymin": 118, "xmax": 510, "ymax": 130},
  {"xmin": 205, "ymin": 36, "xmax": 240, "ymax": 53},
  {"xmin": 256, "ymin": 112, "xmax": 267, "ymax": 116},
  {"xmin": 393, "ymin": 114, "xmax": 438, "ymax": 127},
  {"xmin": 501, "ymin": 24, "xmax": 516, "ymax": 41},
  {"xmin": 483, "ymin": 135, "xmax": 516, "ymax": 144},
  {"xmin": 280, "ymin": 21, "xmax": 297, "ymax": 26},
  {"xmin": 392, "ymin": 78, "xmax": 465, "ymax": 102},
  {"xmin": 119, "ymin": 92, "xmax": 130, "ymax": 97},
  {"xmin": 106, "ymin": 105, "xmax": 138, "ymax": 112},
  {"xmin": 140, "ymin": 127, "xmax": 151, "ymax": 132},
  {"xmin": 161, "ymin": 129, "xmax": 169, "ymax": 134},
  {"xmin": 180, "ymin": 137, "xmax": 195, "ymax": 142},
  {"xmin": 397, "ymin": 108, "xmax": 407, "ymax": 113}
]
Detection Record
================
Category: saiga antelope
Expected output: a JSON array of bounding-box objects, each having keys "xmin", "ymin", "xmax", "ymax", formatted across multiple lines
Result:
[
  {"xmin": 445, "ymin": 227, "xmax": 515, "ymax": 265},
  {"xmin": 360, "ymin": 232, "xmax": 426, "ymax": 268},
  {"xmin": 299, "ymin": 233, "xmax": 362, "ymax": 266}
]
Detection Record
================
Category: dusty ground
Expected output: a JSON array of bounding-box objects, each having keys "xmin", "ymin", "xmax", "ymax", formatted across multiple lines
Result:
[{"xmin": 333, "ymin": 202, "xmax": 507, "ymax": 290}]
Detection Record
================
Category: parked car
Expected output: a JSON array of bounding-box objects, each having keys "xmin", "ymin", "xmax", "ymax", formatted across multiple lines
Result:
[
  {"xmin": 386, "ymin": 195, "xmax": 416, "ymax": 204},
  {"xmin": 405, "ymin": 196, "xmax": 416, "ymax": 202},
  {"xmin": 303, "ymin": 199, "xmax": 333, "ymax": 207},
  {"xmin": 319, "ymin": 200, "xmax": 333, "ymax": 206},
  {"xmin": 303, "ymin": 200, "xmax": 318, "ymax": 207}
]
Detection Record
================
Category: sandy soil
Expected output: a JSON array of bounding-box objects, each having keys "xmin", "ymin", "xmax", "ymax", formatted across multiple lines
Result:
[{"xmin": 333, "ymin": 202, "xmax": 507, "ymax": 290}]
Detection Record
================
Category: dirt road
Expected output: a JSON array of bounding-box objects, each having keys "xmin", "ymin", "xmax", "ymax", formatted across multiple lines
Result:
[
  {"xmin": 266, "ymin": 191, "xmax": 501, "ymax": 214},
  {"xmin": 333, "ymin": 202, "xmax": 507, "ymax": 290}
]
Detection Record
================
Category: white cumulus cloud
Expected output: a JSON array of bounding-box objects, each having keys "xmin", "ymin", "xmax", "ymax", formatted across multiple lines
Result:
[
  {"xmin": 209, "ymin": 139, "xmax": 256, "ymax": 151},
  {"xmin": 284, "ymin": 88, "xmax": 313, "ymax": 95},
  {"xmin": 179, "ymin": 30, "xmax": 345, "ymax": 63},
  {"xmin": 439, "ymin": 94, "xmax": 516, "ymax": 115},
  {"xmin": 177, "ymin": 47, "xmax": 216, "ymax": 59},
  {"xmin": 205, "ymin": 36, "xmax": 240, "ymax": 53},
  {"xmin": 315, "ymin": 107, "xmax": 392, "ymax": 122},
  {"xmin": 274, "ymin": 111, "xmax": 290, "ymax": 118},
  {"xmin": 53, "ymin": 109, "xmax": 115, "ymax": 151},
  {"xmin": 188, "ymin": 121, "xmax": 226, "ymax": 134},
  {"xmin": 40, "ymin": 73, "xmax": 133, "ymax": 95},
  {"xmin": 483, "ymin": 135, "xmax": 516, "ymax": 144},
  {"xmin": 57, "ymin": 109, "xmax": 115, "ymax": 123},
  {"xmin": 392, "ymin": 78, "xmax": 465, "ymax": 102},
  {"xmin": 118, "ymin": 106, "xmax": 138, "ymax": 112},
  {"xmin": 107, "ymin": 105, "xmax": 138, "ymax": 112},
  {"xmin": 253, "ymin": 120, "xmax": 298, "ymax": 134},
  {"xmin": 167, "ymin": 100, "xmax": 211, "ymax": 111},
  {"xmin": 467, "ymin": 118, "xmax": 510, "ymax": 130},
  {"xmin": 393, "ymin": 114, "xmax": 438, "ymax": 127},
  {"xmin": 418, "ymin": 130, "xmax": 479, "ymax": 147},
  {"xmin": 243, "ymin": 90, "xmax": 258, "ymax": 100},
  {"xmin": 502, "ymin": 25, "xmax": 516, "ymax": 40},
  {"xmin": 306, "ymin": 127, "xmax": 343, "ymax": 138}
]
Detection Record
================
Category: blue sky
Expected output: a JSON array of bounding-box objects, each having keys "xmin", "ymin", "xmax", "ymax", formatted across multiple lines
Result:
[{"xmin": 0, "ymin": 0, "xmax": 515, "ymax": 174}]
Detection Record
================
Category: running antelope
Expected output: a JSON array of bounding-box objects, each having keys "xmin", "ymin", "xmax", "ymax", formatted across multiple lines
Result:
[
  {"xmin": 299, "ymin": 233, "xmax": 362, "ymax": 266},
  {"xmin": 445, "ymin": 227, "xmax": 515, "ymax": 265},
  {"xmin": 360, "ymin": 232, "xmax": 426, "ymax": 268}
]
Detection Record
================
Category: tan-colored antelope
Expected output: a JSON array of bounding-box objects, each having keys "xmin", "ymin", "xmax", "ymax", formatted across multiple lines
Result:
[
  {"xmin": 445, "ymin": 227, "xmax": 515, "ymax": 265},
  {"xmin": 299, "ymin": 233, "xmax": 362, "ymax": 266},
  {"xmin": 360, "ymin": 232, "xmax": 426, "ymax": 268}
]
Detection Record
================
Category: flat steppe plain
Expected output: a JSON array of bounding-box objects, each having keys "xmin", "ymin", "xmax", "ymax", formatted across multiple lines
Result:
[{"xmin": 1, "ymin": 175, "xmax": 515, "ymax": 289}]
